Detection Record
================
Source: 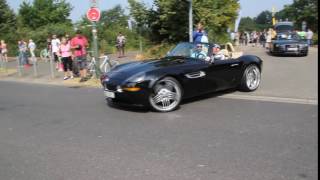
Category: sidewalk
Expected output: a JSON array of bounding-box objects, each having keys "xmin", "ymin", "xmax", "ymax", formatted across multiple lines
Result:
[{"xmin": 0, "ymin": 51, "xmax": 140, "ymax": 88}]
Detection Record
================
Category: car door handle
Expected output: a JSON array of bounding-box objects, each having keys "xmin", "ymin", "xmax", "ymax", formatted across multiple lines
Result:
[{"xmin": 230, "ymin": 64, "xmax": 239, "ymax": 67}]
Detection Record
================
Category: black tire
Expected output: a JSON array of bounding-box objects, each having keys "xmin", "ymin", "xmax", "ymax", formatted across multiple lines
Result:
[
  {"xmin": 239, "ymin": 64, "xmax": 261, "ymax": 92},
  {"xmin": 149, "ymin": 77, "xmax": 182, "ymax": 112}
]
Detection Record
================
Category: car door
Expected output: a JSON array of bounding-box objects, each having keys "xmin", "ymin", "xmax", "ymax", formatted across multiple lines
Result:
[{"xmin": 203, "ymin": 58, "xmax": 243, "ymax": 92}]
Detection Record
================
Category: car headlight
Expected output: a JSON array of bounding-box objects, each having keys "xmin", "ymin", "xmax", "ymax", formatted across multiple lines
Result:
[{"xmin": 275, "ymin": 44, "xmax": 280, "ymax": 47}]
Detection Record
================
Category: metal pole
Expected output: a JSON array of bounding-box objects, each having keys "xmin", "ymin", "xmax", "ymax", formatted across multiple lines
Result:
[
  {"xmin": 139, "ymin": 27, "xmax": 143, "ymax": 53},
  {"xmin": 189, "ymin": 0, "xmax": 193, "ymax": 42},
  {"xmin": 49, "ymin": 52, "xmax": 55, "ymax": 78},
  {"xmin": 92, "ymin": 21, "xmax": 100, "ymax": 78},
  {"xmin": 16, "ymin": 56, "xmax": 22, "ymax": 77},
  {"xmin": 32, "ymin": 56, "xmax": 38, "ymax": 77}
]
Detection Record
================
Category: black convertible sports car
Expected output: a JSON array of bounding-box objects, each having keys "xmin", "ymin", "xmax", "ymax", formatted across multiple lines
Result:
[
  {"xmin": 100, "ymin": 42, "xmax": 263, "ymax": 112},
  {"xmin": 270, "ymin": 33, "xmax": 308, "ymax": 56}
]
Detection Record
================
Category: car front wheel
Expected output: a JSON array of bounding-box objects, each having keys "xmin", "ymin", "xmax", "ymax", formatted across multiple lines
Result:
[
  {"xmin": 149, "ymin": 77, "xmax": 182, "ymax": 112},
  {"xmin": 239, "ymin": 64, "xmax": 261, "ymax": 92}
]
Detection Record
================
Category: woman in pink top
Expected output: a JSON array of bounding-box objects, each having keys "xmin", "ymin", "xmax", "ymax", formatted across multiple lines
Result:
[
  {"xmin": 1, "ymin": 40, "xmax": 8, "ymax": 62},
  {"xmin": 59, "ymin": 37, "xmax": 73, "ymax": 80}
]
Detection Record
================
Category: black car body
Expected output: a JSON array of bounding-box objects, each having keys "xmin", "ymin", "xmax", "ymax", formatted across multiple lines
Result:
[
  {"xmin": 270, "ymin": 33, "xmax": 308, "ymax": 56},
  {"xmin": 101, "ymin": 42, "xmax": 263, "ymax": 112}
]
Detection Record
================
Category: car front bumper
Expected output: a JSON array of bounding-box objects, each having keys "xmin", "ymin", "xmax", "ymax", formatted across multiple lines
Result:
[
  {"xmin": 102, "ymin": 82, "xmax": 151, "ymax": 107},
  {"xmin": 272, "ymin": 45, "xmax": 308, "ymax": 55}
]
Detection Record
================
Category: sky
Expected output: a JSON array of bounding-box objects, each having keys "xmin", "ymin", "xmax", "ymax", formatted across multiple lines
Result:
[{"xmin": 7, "ymin": 0, "xmax": 293, "ymax": 22}]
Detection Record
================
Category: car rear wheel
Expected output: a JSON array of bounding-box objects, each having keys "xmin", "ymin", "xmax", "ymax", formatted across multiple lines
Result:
[
  {"xmin": 149, "ymin": 77, "xmax": 182, "ymax": 112},
  {"xmin": 239, "ymin": 64, "xmax": 261, "ymax": 92}
]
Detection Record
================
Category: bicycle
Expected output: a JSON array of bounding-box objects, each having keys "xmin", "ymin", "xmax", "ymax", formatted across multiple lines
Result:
[{"xmin": 87, "ymin": 53, "xmax": 119, "ymax": 77}]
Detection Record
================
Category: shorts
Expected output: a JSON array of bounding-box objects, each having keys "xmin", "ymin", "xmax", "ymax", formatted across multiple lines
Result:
[
  {"xmin": 53, "ymin": 52, "xmax": 59, "ymax": 62},
  {"xmin": 75, "ymin": 56, "xmax": 87, "ymax": 70}
]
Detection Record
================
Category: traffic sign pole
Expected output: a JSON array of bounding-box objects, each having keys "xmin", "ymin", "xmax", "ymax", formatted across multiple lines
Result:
[
  {"xmin": 87, "ymin": 4, "xmax": 101, "ymax": 77},
  {"xmin": 92, "ymin": 21, "xmax": 100, "ymax": 78}
]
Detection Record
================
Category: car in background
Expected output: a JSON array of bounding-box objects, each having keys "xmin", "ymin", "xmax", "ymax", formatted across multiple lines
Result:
[
  {"xmin": 270, "ymin": 33, "xmax": 308, "ymax": 56},
  {"xmin": 100, "ymin": 42, "xmax": 263, "ymax": 112}
]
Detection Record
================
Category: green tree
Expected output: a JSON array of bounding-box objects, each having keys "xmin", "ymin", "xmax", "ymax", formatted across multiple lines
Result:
[
  {"xmin": 238, "ymin": 17, "xmax": 257, "ymax": 32},
  {"xmin": 0, "ymin": 0, "xmax": 17, "ymax": 56},
  {"xmin": 100, "ymin": 5, "xmax": 129, "ymax": 27},
  {"xmin": 0, "ymin": 0, "xmax": 16, "ymax": 33},
  {"xmin": 129, "ymin": 0, "xmax": 240, "ymax": 44},
  {"xmin": 193, "ymin": 0, "xmax": 239, "ymax": 43},
  {"xmin": 275, "ymin": 0, "xmax": 318, "ymax": 32},
  {"xmin": 18, "ymin": 0, "xmax": 72, "ymax": 30},
  {"xmin": 255, "ymin": 10, "xmax": 272, "ymax": 25}
]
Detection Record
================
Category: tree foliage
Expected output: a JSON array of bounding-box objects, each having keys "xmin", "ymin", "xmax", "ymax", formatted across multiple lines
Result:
[
  {"xmin": 0, "ymin": 0, "xmax": 17, "ymax": 55},
  {"xmin": 18, "ymin": 0, "xmax": 72, "ymax": 30},
  {"xmin": 275, "ymin": 0, "xmax": 318, "ymax": 32},
  {"xmin": 129, "ymin": 0, "xmax": 240, "ymax": 44},
  {"xmin": 76, "ymin": 5, "xmax": 147, "ymax": 54},
  {"xmin": 238, "ymin": 17, "xmax": 257, "ymax": 32}
]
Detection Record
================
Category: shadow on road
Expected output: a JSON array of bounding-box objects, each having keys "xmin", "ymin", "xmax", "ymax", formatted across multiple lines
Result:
[{"xmin": 105, "ymin": 88, "xmax": 238, "ymax": 113}]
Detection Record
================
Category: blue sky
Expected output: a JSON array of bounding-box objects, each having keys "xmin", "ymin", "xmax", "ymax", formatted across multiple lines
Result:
[{"xmin": 8, "ymin": 0, "xmax": 293, "ymax": 22}]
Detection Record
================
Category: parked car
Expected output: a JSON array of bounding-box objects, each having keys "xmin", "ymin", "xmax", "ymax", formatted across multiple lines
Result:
[
  {"xmin": 270, "ymin": 33, "xmax": 308, "ymax": 56},
  {"xmin": 100, "ymin": 42, "xmax": 263, "ymax": 112}
]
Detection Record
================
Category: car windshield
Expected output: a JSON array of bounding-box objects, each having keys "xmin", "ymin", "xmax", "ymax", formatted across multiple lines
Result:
[
  {"xmin": 275, "ymin": 25, "xmax": 294, "ymax": 32},
  {"xmin": 276, "ymin": 33, "xmax": 302, "ymax": 40},
  {"xmin": 167, "ymin": 42, "xmax": 210, "ymax": 60}
]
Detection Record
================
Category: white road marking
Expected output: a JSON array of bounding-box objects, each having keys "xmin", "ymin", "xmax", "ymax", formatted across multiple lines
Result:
[{"xmin": 220, "ymin": 94, "xmax": 318, "ymax": 105}]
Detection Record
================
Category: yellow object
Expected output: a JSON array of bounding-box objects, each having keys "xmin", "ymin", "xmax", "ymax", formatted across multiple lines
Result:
[
  {"xmin": 272, "ymin": 6, "xmax": 276, "ymax": 25},
  {"xmin": 123, "ymin": 87, "xmax": 141, "ymax": 92}
]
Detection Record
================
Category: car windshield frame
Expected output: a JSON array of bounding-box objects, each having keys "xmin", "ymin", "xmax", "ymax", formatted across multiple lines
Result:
[{"xmin": 166, "ymin": 42, "xmax": 211, "ymax": 60}]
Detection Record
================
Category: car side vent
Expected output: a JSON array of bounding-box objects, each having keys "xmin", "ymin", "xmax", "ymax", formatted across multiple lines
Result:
[{"xmin": 185, "ymin": 71, "xmax": 206, "ymax": 79}]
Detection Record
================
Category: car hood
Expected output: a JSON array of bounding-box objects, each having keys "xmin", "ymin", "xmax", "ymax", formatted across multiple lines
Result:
[{"xmin": 106, "ymin": 56, "xmax": 189, "ymax": 82}]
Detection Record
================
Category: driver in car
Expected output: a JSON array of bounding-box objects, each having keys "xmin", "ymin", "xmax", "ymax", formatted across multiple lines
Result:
[{"xmin": 191, "ymin": 44, "xmax": 208, "ymax": 59}]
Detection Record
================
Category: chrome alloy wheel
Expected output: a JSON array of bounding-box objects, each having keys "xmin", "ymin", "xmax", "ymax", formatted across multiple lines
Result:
[
  {"xmin": 149, "ymin": 77, "xmax": 182, "ymax": 112},
  {"xmin": 245, "ymin": 65, "xmax": 261, "ymax": 91}
]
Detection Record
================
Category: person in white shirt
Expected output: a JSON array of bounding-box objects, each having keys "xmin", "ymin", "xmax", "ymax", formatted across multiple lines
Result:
[
  {"xmin": 51, "ymin": 34, "xmax": 61, "ymax": 70},
  {"xmin": 28, "ymin": 39, "xmax": 36, "ymax": 63},
  {"xmin": 306, "ymin": 28, "xmax": 314, "ymax": 47}
]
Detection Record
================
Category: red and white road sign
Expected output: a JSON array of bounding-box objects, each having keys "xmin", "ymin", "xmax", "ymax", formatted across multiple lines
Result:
[{"xmin": 87, "ymin": 7, "xmax": 101, "ymax": 22}]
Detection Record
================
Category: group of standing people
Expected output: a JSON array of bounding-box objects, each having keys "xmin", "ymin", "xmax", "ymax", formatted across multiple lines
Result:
[
  {"xmin": 47, "ymin": 30, "xmax": 89, "ymax": 82},
  {"xmin": 17, "ymin": 39, "xmax": 37, "ymax": 68},
  {"xmin": 236, "ymin": 28, "xmax": 314, "ymax": 49}
]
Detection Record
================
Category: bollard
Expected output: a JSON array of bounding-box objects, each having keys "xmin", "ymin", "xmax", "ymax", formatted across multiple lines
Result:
[
  {"xmin": 49, "ymin": 52, "xmax": 55, "ymax": 78},
  {"xmin": 32, "ymin": 56, "xmax": 38, "ymax": 77},
  {"xmin": 16, "ymin": 56, "xmax": 22, "ymax": 77}
]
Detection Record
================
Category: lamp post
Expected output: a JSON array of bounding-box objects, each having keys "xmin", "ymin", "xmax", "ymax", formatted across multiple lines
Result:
[{"xmin": 187, "ymin": 0, "xmax": 193, "ymax": 42}]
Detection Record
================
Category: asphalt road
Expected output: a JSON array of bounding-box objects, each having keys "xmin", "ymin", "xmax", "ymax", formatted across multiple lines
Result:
[
  {"xmin": 236, "ymin": 46, "xmax": 318, "ymax": 101},
  {"xmin": 0, "ymin": 81, "xmax": 317, "ymax": 180}
]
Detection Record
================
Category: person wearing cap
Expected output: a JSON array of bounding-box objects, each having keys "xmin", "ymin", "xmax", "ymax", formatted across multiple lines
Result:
[
  {"xmin": 212, "ymin": 44, "xmax": 225, "ymax": 61},
  {"xmin": 70, "ymin": 30, "xmax": 89, "ymax": 82}
]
